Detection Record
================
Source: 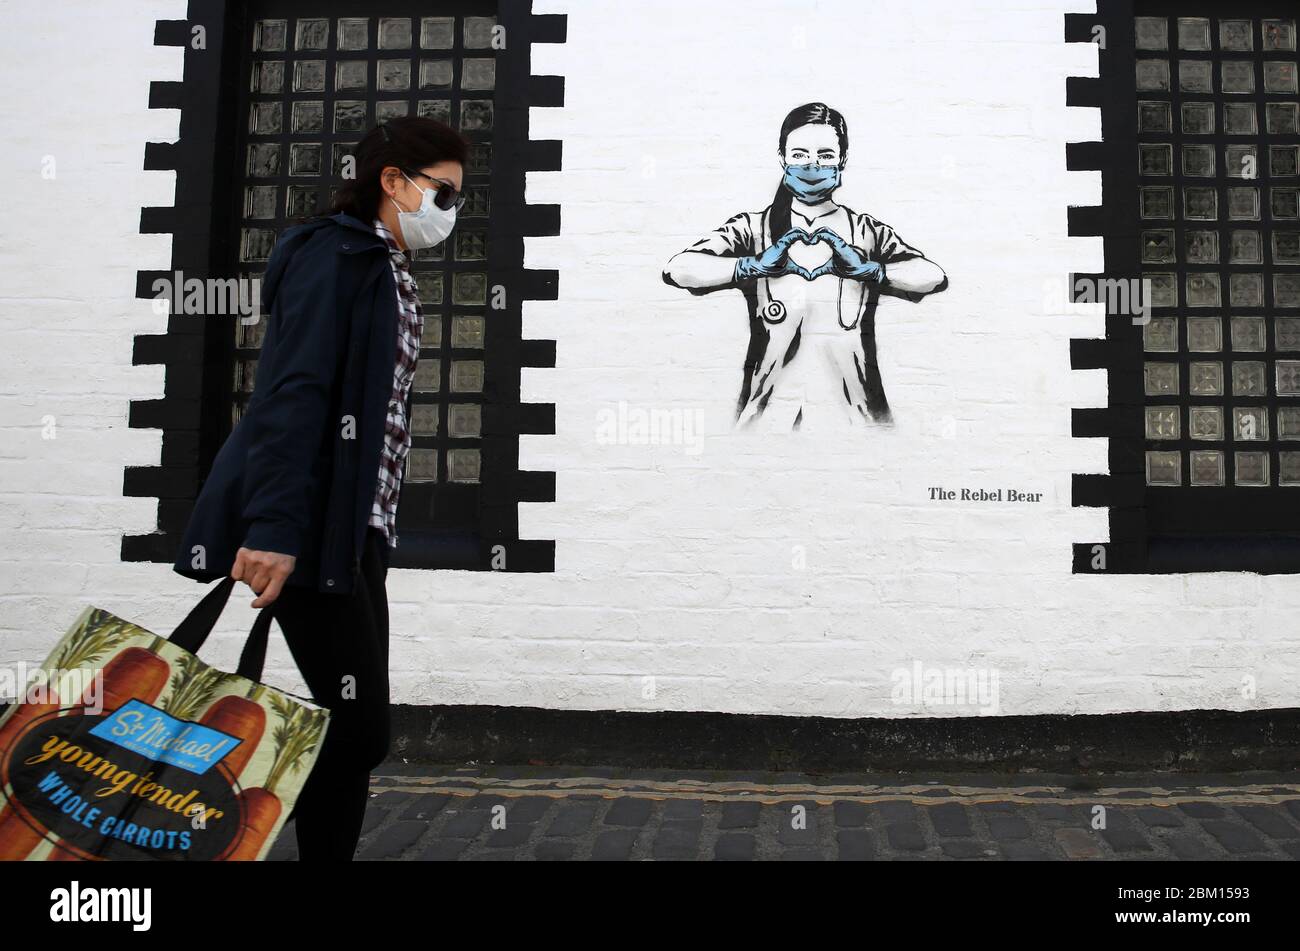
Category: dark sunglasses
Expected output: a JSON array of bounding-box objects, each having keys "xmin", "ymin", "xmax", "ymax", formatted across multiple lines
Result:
[{"xmin": 405, "ymin": 170, "xmax": 466, "ymax": 212}]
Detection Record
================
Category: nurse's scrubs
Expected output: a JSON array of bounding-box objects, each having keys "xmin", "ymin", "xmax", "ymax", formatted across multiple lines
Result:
[{"xmin": 680, "ymin": 204, "xmax": 933, "ymax": 431}]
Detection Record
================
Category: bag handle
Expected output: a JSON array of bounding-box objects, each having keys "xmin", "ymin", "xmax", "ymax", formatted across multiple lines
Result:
[{"xmin": 169, "ymin": 577, "xmax": 276, "ymax": 682}]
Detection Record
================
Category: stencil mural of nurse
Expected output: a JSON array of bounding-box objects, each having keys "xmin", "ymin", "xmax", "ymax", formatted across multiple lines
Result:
[{"xmin": 663, "ymin": 103, "xmax": 948, "ymax": 431}]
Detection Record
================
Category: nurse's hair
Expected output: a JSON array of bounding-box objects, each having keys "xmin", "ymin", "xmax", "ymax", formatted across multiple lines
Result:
[{"xmin": 770, "ymin": 102, "xmax": 849, "ymax": 243}]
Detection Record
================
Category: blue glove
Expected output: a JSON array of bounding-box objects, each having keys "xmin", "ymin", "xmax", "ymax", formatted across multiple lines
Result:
[
  {"xmin": 807, "ymin": 228, "xmax": 886, "ymax": 283},
  {"xmin": 734, "ymin": 228, "xmax": 815, "ymax": 282}
]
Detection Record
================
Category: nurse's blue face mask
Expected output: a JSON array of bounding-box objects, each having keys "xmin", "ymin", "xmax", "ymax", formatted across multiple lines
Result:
[{"xmin": 782, "ymin": 163, "xmax": 841, "ymax": 202}]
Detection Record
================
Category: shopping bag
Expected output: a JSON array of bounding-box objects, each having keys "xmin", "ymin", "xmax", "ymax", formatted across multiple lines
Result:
[{"xmin": 0, "ymin": 577, "xmax": 329, "ymax": 861}]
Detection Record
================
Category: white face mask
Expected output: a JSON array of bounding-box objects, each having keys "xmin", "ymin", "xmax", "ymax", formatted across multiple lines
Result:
[{"xmin": 390, "ymin": 172, "xmax": 457, "ymax": 250}]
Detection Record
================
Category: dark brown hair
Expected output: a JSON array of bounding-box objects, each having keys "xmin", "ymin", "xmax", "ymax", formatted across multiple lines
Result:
[{"xmin": 326, "ymin": 115, "xmax": 471, "ymax": 223}]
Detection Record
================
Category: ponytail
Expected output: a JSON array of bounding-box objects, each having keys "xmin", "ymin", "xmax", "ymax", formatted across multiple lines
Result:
[{"xmin": 768, "ymin": 181, "xmax": 793, "ymax": 247}]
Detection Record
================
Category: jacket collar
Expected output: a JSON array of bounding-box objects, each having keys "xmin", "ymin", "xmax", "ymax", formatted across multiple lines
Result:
[{"xmin": 329, "ymin": 212, "xmax": 387, "ymax": 253}]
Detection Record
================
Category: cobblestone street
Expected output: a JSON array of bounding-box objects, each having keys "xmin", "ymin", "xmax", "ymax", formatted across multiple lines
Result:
[{"xmin": 268, "ymin": 765, "xmax": 1300, "ymax": 861}]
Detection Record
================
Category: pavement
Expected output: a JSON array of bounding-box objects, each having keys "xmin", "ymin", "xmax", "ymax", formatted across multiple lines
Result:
[{"xmin": 266, "ymin": 764, "xmax": 1300, "ymax": 861}]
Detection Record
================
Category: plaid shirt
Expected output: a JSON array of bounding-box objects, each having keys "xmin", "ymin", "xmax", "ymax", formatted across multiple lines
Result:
[{"xmin": 369, "ymin": 218, "xmax": 424, "ymax": 548}]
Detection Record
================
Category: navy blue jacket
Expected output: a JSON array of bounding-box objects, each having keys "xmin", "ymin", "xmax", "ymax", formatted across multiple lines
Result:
[{"xmin": 173, "ymin": 212, "xmax": 398, "ymax": 594}]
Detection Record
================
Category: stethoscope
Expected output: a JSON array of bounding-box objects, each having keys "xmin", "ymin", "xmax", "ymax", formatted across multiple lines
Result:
[{"xmin": 760, "ymin": 282, "xmax": 857, "ymax": 331}]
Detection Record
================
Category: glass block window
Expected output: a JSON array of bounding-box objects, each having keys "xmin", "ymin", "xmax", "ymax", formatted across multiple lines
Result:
[
  {"xmin": 231, "ymin": 5, "xmax": 498, "ymax": 498},
  {"xmin": 1137, "ymin": 14, "xmax": 1300, "ymax": 489}
]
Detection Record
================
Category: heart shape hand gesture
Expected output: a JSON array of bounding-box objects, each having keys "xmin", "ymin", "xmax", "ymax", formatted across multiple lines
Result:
[
  {"xmin": 735, "ymin": 228, "xmax": 884, "ymax": 283},
  {"xmin": 804, "ymin": 228, "xmax": 885, "ymax": 283}
]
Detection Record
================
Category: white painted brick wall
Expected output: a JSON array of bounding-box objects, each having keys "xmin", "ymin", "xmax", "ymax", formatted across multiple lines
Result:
[{"xmin": 0, "ymin": 0, "xmax": 1293, "ymax": 722}]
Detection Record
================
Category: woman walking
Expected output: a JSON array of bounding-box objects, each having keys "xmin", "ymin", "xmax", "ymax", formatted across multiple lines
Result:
[{"xmin": 173, "ymin": 116, "xmax": 468, "ymax": 860}]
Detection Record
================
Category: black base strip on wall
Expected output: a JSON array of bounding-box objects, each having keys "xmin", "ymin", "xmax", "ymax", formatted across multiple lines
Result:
[{"xmin": 386, "ymin": 703, "xmax": 1300, "ymax": 773}]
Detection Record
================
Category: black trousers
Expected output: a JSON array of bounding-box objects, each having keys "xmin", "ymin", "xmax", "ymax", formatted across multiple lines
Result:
[{"xmin": 270, "ymin": 527, "xmax": 391, "ymax": 860}]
